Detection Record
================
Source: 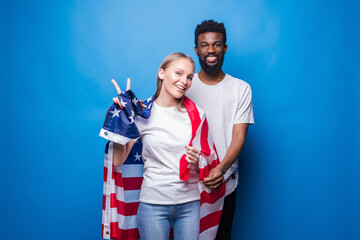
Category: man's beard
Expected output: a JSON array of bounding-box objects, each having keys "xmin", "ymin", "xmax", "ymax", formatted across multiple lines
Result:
[{"xmin": 198, "ymin": 52, "xmax": 225, "ymax": 75}]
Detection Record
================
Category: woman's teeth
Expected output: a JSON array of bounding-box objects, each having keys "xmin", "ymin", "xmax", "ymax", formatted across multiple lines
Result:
[{"xmin": 175, "ymin": 85, "xmax": 185, "ymax": 90}]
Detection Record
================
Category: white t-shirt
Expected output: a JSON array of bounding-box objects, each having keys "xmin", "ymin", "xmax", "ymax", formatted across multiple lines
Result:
[
  {"xmin": 135, "ymin": 102, "xmax": 200, "ymax": 204},
  {"xmin": 186, "ymin": 73, "xmax": 254, "ymax": 196}
]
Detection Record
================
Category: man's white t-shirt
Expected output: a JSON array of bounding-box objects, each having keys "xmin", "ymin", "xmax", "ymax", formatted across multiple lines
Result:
[
  {"xmin": 186, "ymin": 73, "xmax": 254, "ymax": 196},
  {"xmin": 135, "ymin": 102, "xmax": 200, "ymax": 204}
]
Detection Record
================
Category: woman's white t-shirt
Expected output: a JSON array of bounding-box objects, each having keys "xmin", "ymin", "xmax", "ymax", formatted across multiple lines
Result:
[{"xmin": 135, "ymin": 102, "xmax": 200, "ymax": 205}]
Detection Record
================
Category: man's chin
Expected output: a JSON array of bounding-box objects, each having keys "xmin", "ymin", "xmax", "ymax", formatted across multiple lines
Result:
[
  {"xmin": 202, "ymin": 63, "xmax": 222, "ymax": 75},
  {"xmin": 199, "ymin": 56, "xmax": 224, "ymax": 75},
  {"xmin": 206, "ymin": 61, "xmax": 218, "ymax": 66},
  {"xmin": 205, "ymin": 68, "xmax": 221, "ymax": 75}
]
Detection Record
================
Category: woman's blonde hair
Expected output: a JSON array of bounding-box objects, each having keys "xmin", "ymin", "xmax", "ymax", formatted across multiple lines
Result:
[{"xmin": 154, "ymin": 52, "xmax": 195, "ymax": 109}]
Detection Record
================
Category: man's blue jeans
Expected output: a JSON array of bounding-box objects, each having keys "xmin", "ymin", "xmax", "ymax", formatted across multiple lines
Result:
[{"xmin": 137, "ymin": 200, "xmax": 200, "ymax": 240}]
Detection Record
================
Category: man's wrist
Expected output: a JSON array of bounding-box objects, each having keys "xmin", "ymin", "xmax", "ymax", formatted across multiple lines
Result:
[{"xmin": 217, "ymin": 163, "xmax": 227, "ymax": 175}]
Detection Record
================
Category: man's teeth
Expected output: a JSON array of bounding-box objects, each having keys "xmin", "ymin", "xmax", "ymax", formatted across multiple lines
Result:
[{"xmin": 207, "ymin": 57, "xmax": 217, "ymax": 61}]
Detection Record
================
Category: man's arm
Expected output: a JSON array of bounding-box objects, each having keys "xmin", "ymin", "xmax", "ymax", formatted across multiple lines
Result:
[{"xmin": 203, "ymin": 123, "xmax": 249, "ymax": 189}]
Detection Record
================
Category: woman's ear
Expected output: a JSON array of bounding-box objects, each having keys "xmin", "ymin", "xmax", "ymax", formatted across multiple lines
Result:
[{"xmin": 158, "ymin": 68, "xmax": 165, "ymax": 80}]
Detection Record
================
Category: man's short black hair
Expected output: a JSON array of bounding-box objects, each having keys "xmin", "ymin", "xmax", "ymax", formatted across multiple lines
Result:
[{"xmin": 194, "ymin": 20, "xmax": 227, "ymax": 47}]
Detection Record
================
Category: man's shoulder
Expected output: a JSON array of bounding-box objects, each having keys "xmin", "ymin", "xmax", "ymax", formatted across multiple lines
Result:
[
  {"xmin": 223, "ymin": 73, "xmax": 251, "ymax": 89},
  {"xmin": 192, "ymin": 73, "xmax": 250, "ymax": 87}
]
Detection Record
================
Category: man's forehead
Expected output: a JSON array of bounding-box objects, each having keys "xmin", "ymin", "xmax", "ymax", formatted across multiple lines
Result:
[{"xmin": 198, "ymin": 32, "xmax": 224, "ymax": 42}]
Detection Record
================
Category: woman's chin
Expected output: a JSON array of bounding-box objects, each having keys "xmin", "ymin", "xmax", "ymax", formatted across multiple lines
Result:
[{"xmin": 171, "ymin": 92, "xmax": 186, "ymax": 99}]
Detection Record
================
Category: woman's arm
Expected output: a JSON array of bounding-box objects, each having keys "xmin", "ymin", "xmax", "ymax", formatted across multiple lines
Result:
[
  {"xmin": 110, "ymin": 78, "xmax": 144, "ymax": 167},
  {"xmin": 113, "ymin": 141, "xmax": 135, "ymax": 167}
]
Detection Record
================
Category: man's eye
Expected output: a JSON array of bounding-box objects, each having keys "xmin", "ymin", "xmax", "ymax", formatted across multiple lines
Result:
[
  {"xmin": 187, "ymin": 76, "xmax": 193, "ymax": 80},
  {"xmin": 215, "ymin": 43, "xmax": 222, "ymax": 47},
  {"xmin": 201, "ymin": 44, "xmax": 208, "ymax": 48}
]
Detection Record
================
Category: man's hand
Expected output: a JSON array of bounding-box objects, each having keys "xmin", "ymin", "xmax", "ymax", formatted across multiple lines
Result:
[{"xmin": 203, "ymin": 166, "xmax": 225, "ymax": 189}]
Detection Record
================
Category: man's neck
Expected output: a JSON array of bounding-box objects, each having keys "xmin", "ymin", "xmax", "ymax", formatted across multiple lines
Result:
[{"xmin": 198, "ymin": 70, "xmax": 226, "ymax": 85}]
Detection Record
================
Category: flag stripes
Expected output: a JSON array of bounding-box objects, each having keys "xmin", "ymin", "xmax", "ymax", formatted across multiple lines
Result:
[{"xmin": 100, "ymin": 91, "xmax": 225, "ymax": 239}]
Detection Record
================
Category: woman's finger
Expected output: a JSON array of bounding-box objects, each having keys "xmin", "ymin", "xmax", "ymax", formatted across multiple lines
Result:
[
  {"xmin": 139, "ymin": 100, "xmax": 147, "ymax": 108},
  {"xmin": 186, "ymin": 154, "xmax": 195, "ymax": 162},
  {"xmin": 112, "ymin": 97, "xmax": 123, "ymax": 108},
  {"xmin": 186, "ymin": 153, "xmax": 199, "ymax": 164},
  {"xmin": 185, "ymin": 146, "xmax": 200, "ymax": 159},
  {"xmin": 111, "ymin": 79, "xmax": 122, "ymax": 94},
  {"xmin": 185, "ymin": 156, "xmax": 196, "ymax": 165},
  {"xmin": 186, "ymin": 150, "xmax": 199, "ymax": 159},
  {"xmin": 126, "ymin": 78, "xmax": 131, "ymax": 91},
  {"xmin": 185, "ymin": 146, "xmax": 200, "ymax": 154}
]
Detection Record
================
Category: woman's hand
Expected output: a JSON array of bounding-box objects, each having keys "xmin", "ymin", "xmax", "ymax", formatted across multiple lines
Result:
[
  {"xmin": 110, "ymin": 78, "xmax": 136, "ymax": 167},
  {"xmin": 185, "ymin": 146, "xmax": 201, "ymax": 172},
  {"xmin": 111, "ymin": 78, "xmax": 147, "ymax": 108},
  {"xmin": 111, "ymin": 78, "xmax": 130, "ymax": 108}
]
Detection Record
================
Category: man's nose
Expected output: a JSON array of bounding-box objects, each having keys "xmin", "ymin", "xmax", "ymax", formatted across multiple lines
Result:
[{"xmin": 207, "ymin": 44, "xmax": 215, "ymax": 53}]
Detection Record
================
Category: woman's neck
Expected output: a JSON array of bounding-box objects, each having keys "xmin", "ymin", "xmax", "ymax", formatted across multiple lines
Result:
[{"xmin": 155, "ymin": 91, "xmax": 179, "ymax": 108}]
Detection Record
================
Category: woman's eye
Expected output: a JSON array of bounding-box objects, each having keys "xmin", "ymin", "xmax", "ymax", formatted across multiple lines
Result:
[{"xmin": 176, "ymin": 72, "xmax": 181, "ymax": 75}]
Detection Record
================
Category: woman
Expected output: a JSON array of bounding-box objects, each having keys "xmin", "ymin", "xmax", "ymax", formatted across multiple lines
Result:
[{"xmin": 100, "ymin": 53, "xmax": 225, "ymax": 240}]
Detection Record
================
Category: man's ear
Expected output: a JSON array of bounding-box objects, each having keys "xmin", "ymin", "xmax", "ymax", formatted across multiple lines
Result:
[
  {"xmin": 158, "ymin": 68, "xmax": 165, "ymax": 80},
  {"xmin": 194, "ymin": 46, "xmax": 199, "ymax": 56},
  {"xmin": 224, "ymin": 44, "xmax": 228, "ymax": 55}
]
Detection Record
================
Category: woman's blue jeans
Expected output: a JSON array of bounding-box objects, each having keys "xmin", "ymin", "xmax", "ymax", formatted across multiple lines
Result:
[{"xmin": 137, "ymin": 200, "xmax": 200, "ymax": 240}]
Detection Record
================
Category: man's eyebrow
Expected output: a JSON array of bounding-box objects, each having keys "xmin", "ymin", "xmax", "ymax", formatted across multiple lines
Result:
[{"xmin": 199, "ymin": 40, "xmax": 222, "ymax": 44}]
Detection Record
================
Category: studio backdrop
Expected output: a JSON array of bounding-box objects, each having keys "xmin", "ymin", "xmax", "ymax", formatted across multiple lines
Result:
[{"xmin": 1, "ymin": 0, "xmax": 358, "ymax": 239}]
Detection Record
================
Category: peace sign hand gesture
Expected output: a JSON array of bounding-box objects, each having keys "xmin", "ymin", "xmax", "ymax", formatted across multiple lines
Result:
[
  {"xmin": 111, "ymin": 78, "xmax": 147, "ymax": 108},
  {"xmin": 111, "ymin": 78, "xmax": 130, "ymax": 108}
]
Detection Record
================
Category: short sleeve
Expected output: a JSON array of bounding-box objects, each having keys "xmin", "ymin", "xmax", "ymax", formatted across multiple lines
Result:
[
  {"xmin": 134, "ymin": 116, "xmax": 146, "ymax": 134},
  {"xmin": 234, "ymin": 84, "xmax": 254, "ymax": 124}
]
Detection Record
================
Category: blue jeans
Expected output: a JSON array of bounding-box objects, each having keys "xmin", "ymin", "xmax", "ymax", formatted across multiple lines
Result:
[{"xmin": 137, "ymin": 200, "xmax": 200, "ymax": 240}]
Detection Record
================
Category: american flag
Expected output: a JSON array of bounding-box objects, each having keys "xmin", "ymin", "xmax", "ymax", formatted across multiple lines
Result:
[{"xmin": 100, "ymin": 90, "xmax": 225, "ymax": 240}]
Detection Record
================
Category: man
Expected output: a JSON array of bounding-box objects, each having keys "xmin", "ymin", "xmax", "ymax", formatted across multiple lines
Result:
[{"xmin": 186, "ymin": 20, "xmax": 254, "ymax": 240}]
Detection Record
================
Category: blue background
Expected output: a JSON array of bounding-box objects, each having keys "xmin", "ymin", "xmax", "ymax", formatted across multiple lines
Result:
[{"xmin": 1, "ymin": 0, "xmax": 359, "ymax": 239}]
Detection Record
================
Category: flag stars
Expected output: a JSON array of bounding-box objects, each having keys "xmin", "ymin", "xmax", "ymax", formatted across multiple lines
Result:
[
  {"xmin": 129, "ymin": 110, "xmax": 135, "ymax": 124},
  {"xmin": 146, "ymin": 96, "xmax": 153, "ymax": 102},
  {"xmin": 133, "ymin": 152, "xmax": 141, "ymax": 161},
  {"xmin": 120, "ymin": 98, "xmax": 127, "ymax": 107},
  {"xmin": 110, "ymin": 107, "xmax": 121, "ymax": 118},
  {"xmin": 132, "ymin": 97, "xmax": 139, "ymax": 105}
]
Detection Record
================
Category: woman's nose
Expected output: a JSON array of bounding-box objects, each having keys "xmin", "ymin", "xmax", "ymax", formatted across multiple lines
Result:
[{"xmin": 180, "ymin": 76, "xmax": 188, "ymax": 85}]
